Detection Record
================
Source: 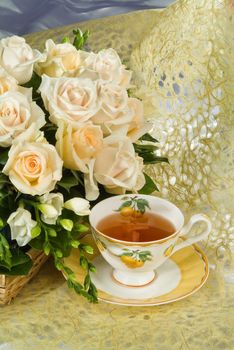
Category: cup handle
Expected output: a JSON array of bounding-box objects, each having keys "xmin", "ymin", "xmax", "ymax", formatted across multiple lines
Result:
[{"xmin": 172, "ymin": 214, "xmax": 212, "ymax": 255}]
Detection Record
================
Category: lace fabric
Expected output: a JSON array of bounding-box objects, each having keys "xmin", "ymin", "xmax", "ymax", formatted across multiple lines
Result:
[{"xmin": 130, "ymin": 0, "xmax": 234, "ymax": 254}]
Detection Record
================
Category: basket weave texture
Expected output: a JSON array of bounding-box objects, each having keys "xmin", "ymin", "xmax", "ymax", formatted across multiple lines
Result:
[{"xmin": 0, "ymin": 249, "xmax": 48, "ymax": 305}]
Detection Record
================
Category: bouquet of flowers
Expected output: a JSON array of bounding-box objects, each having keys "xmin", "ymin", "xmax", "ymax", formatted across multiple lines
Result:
[{"xmin": 0, "ymin": 29, "xmax": 167, "ymax": 302}]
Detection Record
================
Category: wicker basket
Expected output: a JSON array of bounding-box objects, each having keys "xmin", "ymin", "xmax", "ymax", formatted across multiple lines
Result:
[{"xmin": 0, "ymin": 249, "xmax": 48, "ymax": 305}]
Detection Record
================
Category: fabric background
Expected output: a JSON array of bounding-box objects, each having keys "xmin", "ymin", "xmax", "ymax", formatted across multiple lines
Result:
[{"xmin": 0, "ymin": 0, "xmax": 173, "ymax": 38}]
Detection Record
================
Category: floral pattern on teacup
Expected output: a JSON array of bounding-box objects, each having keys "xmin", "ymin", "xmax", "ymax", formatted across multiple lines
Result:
[
  {"xmin": 116, "ymin": 196, "xmax": 151, "ymax": 217},
  {"xmin": 119, "ymin": 248, "xmax": 152, "ymax": 269}
]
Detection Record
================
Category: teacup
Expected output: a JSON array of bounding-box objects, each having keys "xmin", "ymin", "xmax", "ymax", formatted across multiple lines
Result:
[{"xmin": 89, "ymin": 194, "xmax": 211, "ymax": 287}]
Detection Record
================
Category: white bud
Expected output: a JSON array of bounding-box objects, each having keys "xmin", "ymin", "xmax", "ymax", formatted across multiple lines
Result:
[{"xmin": 64, "ymin": 198, "xmax": 90, "ymax": 216}]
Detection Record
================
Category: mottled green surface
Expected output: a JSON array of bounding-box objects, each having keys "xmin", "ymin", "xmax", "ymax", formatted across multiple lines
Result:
[{"xmin": 0, "ymin": 5, "xmax": 233, "ymax": 350}]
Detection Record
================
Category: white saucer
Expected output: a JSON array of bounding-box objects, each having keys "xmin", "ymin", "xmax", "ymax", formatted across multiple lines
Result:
[{"xmin": 63, "ymin": 235, "xmax": 209, "ymax": 306}]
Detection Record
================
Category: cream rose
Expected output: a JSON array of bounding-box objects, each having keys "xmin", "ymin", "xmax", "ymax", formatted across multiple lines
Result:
[
  {"xmin": 3, "ymin": 142, "xmax": 63, "ymax": 195},
  {"xmin": 105, "ymin": 97, "xmax": 151, "ymax": 142},
  {"xmin": 7, "ymin": 208, "xmax": 37, "ymax": 246},
  {"xmin": 84, "ymin": 48, "xmax": 132, "ymax": 88},
  {"xmin": 39, "ymin": 76, "xmax": 100, "ymax": 125},
  {"xmin": 91, "ymin": 81, "xmax": 130, "ymax": 131},
  {"xmin": 0, "ymin": 36, "xmax": 42, "ymax": 84},
  {"xmin": 0, "ymin": 67, "xmax": 18, "ymax": 95},
  {"xmin": 35, "ymin": 39, "xmax": 88, "ymax": 78},
  {"xmin": 56, "ymin": 121, "xmax": 103, "ymax": 173},
  {"xmin": 126, "ymin": 98, "xmax": 145, "ymax": 141},
  {"xmin": 94, "ymin": 138, "xmax": 145, "ymax": 194},
  {"xmin": 0, "ymin": 90, "xmax": 45, "ymax": 147}
]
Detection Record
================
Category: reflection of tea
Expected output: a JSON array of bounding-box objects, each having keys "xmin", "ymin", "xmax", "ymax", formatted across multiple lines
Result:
[{"xmin": 97, "ymin": 212, "xmax": 176, "ymax": 242}]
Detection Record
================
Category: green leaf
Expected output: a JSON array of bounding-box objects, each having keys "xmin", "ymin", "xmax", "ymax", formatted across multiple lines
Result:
[
  {"xmin": 0, "ymin": 259, "xmax": 33, "ymax": 275},
  {"xmin": 71, "ymin": 240, "xmax": 80, "ymax": 248},
  {"xmin": 139, "ymin": 251, "xmax": 151, "ymax": 256},
  {"xmin": 136, "ymin": 198, "xmax": 151, "ymax": 212},
  {"xmin": 0, "ymin": 260, "xmax": 11, "ymax": 270},
  {"xmin": 55, "ymin": 260, "xmax": 63, "ymax": 270},
  {"xmin": 0, "ymin": 234, "xmax": 10, "ymax": 249},
  {"xmin": 0, "ymin": 149, "xmax": 9, "ymax": 165},
  {"xmin": 80, "ymin": 244, "xmax": 93, "ymax": 254},
  {"xmin": 88, "ymin": 262, "xmax": 96, "ymax": 273},
  {"xmin": 48, "ymin": 228, "xmax": 57, "ymax": 237},
  {"xmin": 139, "ymin": 251, "xmax": 152, "ymax": 262},
  {"xmin": 43, "ymin": 242, "xmax": 51, "ymax": 256},
  {"xmin": 0, "ymin": 174, "xmax": 11, "ymax": 192},
  {"xmin": 65, "ymin": 271, "xmax": 98, "ymax": 303},
  {"xmin": 88, "ymin": 281, "xmax": 98, "ymax": 299},
  {"xmin": 31, "ymin": 224, "xmax": 41, "ymax": 239},
  {"xmin": 29, "ymin": 235, "xmax": 44, "ymax": 250},
  {"xmin": 60, "ymin": 219, "xmax": 73, "ymax": 231},
  {"xmin": 72, "ymin": 280, "xmax": 83, "ymax": 292},
  {"xmin": 57, "ymin": 176, "xmax": 79, "ymax": 193},
  {"xmin": 121, "ymin": 252, "xmax": 133, "ymax": 257},
  {"xmin": 139, "ymin": 173, "xmax": 159, "ymax": 194},
  {"xmin": 137, "ymin": 198, "xmax": 150, "ymax": 207},
  {"xmin": 140, "ymin": 133, "xmax": 159, "ymax": 143},
  {"xmin": 47, "ymin": 230, "xmax": 72, "ymax": 257},
  {"xmin": 62, "ymin": 36, "xmax": 70, "ymax": 43},
  {"xmin": 142, "ymin": 154, "xmax": 169, "ymax": 165},
  {"xmin": 0, "ymin": 249, "xmax": 33, "ymax": 275},
  {"xmin": 22, "ymin": 72, "xmax": 41, "ymax": 90},
  {"xmin": 0, "ymin": 233, "xmax": 12, "ymax": 268},
  {"xmin": 11, "ymin": 249, "xmax": 32, "ymax": 266},
  {"xmin": 22, "ymin": 72, "xmax": 42, "ymax": 102},
  {"xmin": 72, "ymin": 28, "xmax": 90, "ymax": 50},
  {"xmin": 84, "ymin": 274, "xmax": 91, "ymax": 290},
  {"xmin": 74, "ymin": 224, "xmax": 89, "ymax": 233},
  {"xmin": 63, "ymin": 266, "xmax": 74, "ymax": 277},
  {"xmin": 136, "ymin": 202, "xmax": 146, "ymax": 213},
  {"xmin": 67, "ymin": 279, "xmax": 74, "ymax": 289},
  {"xmin": 0, "ymin": 218, "xmax": 4, "ymax": 229},
  {"xmin": 134, "ymin": 144, "xmax": 159, "ymax": 153},
  {"xmin": 0, "ymin": 243, "xmax": 3, "ymax": 258},
  {"xmin": 80, "ymin": 256, "xmax": 88, "ymax": 270},
  {"xmin": 55, "ymin": 249, "xmax": 63, "ymax": 258}
]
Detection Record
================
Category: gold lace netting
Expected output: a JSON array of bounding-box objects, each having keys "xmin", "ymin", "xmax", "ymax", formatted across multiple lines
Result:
[{"xmin": 130, "ymin": 0, "xmax": 234, "ymax": 254}]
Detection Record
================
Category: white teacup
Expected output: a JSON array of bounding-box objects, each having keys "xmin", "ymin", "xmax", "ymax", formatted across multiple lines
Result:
[{"xmin": 89, "ymin": 194, "xmax": 211, "ymax": 287}]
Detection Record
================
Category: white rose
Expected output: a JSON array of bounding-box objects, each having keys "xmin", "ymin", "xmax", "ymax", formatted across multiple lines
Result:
[
  {"xmin": 126, "ymin": 98, "xmax": 146, "ymax": 141},
  {"xmin": 84, "ymin": 48, "xmax": 132, "ymax": 88},
  {"xmin": 35, "ymin": 39, "xmax": 88, "ymax": 78},
  {"xmin": 106, "ymin": 97, "xmax": 151, "ymax": 142},
  {"xmin": 39, "ymin": 192, "xmax": 64, "ymax": 224},
  {"xmin": 3, "ymin": 141, "xmax": 63, "ymax": 195},
  {"xmin": 56, "ymin": 121, "xmax": 103, "ymax": 173},
  {"xmin": 84, "ymin": 159, "xmax": 99, "ymax": 201},
  {"xmin": 64, "ymin": 198, "xmax": 90, "ymax": 216},
  {"xmin": 94, "ymin": 138, "xmax": 145, "ymax": 194},
  {"xmin": 14, "ymin": 126, "xmax": 46, "ymax": 144},
  {"xmin": 39, "ymin": 76, "xmax": 100, "ymax": 125},
  {"xmin": 0, "ymin": 67, "xmax": 18, "ymax": 95},
  {"xmin": 7, "ymin": 208, "xmax": 37, "ymax": 246},
  {"xmin": 91, "ymin": 82, "xmax": 130, "ymax": 133},
  {"xmin": 0, "ymin": 90, "xmax": 45, "ymax": 147},
  {"xmin": 0, "ymin": 36, "xmax": 42, "ymax": 84}
]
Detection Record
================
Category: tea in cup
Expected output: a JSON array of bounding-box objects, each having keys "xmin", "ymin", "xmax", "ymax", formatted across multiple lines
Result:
[{"xmin": 89, "ymin": 195, "xmax": 211, "ymax": 287}]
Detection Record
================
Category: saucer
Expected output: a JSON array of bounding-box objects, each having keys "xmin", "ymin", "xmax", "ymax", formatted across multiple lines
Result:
[{"xmin": 63, "ymin": 235, "xmax": 209, "ymax": 306}]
